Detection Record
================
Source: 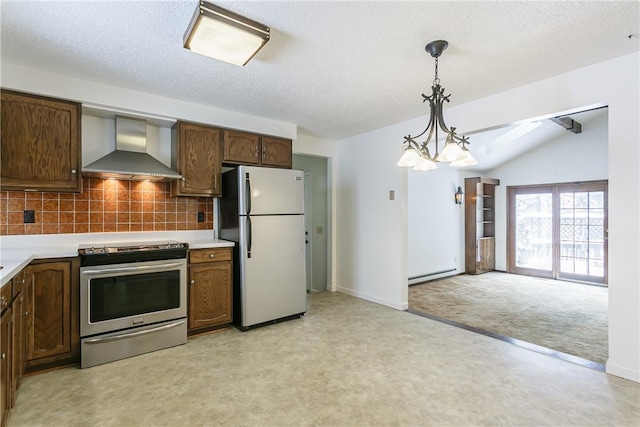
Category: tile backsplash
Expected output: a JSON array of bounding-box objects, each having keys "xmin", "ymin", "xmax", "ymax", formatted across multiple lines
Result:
[{"xmin": 0, "ymin": 178, "xmax": 214, "ymax": 235}]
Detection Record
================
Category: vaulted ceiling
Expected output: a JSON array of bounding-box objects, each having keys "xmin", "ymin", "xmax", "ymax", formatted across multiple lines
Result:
[{"xmin": 1, "ymin": 1, "xmax": 638, "ymax": 145}]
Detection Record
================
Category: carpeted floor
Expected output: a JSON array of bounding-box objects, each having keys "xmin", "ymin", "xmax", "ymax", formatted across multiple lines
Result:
[{"xmin": 409, "ymin": 272, "xmax": 608, "ymax": 364}]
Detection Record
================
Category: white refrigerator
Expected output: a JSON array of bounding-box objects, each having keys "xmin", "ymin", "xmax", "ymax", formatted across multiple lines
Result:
[{"xmin": 220, "ymin": 165, "xmax": 307, "ymax": 330}]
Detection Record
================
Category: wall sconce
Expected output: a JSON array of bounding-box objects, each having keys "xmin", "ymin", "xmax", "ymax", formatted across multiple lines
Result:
[
  {"xmin": 184, "ymin": 1, "xmax": 270, "ymax": 66},
  {"xmin": 455, "ymin": 186, "xmax": 464, "ymax": 205}
]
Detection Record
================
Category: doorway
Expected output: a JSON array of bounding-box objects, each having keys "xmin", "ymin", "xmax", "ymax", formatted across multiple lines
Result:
[
  {"xmin": 293, "ymin": 154, "xmax": 329, "ymax": 292},
  {"xmin": 507, "ymin": 180, "xmax": 608, "ymax": 284}
]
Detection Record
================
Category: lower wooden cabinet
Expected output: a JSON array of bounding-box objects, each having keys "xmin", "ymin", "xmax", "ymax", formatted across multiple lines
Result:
[
  {"xmin": 188, "ymin": 248, "xmax": 232, "ymax": 334},
  {"xmin": 26, "ymin": 259, "xmax": 79, "ymax": 371},
  {"xmin": 10, "ymin": 292, "xmax": 24, "ymax": 407},
  {"xmin": 0, "ymin": 306, "xmax": 11, "ymax": 427},
  {"xmin": 0, "ymin": 259, "xmax": 79, "ymax": 427}
]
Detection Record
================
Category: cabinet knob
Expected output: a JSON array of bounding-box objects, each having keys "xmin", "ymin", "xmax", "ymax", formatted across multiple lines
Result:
[
  {"xmin": 71, "ymin": 169, "xmax": 77, "ymax": 174},
  {"xmin": 0, "ymin": 353, "xmax": 5, "ymax": 360},
  {"xmin": 209, "ymin": 253, "xmax": 215, "ymax": 258},
  {"xmin": 182, "ymin": 177, "xmax": 186, "ymax": 181},
  {"xmin": 190, "ymin": 279, "xmax": 195, "ymax": 285},
  {"xmin": 23, "ymin": 311, "xmax": 29, "ymax": 316}
]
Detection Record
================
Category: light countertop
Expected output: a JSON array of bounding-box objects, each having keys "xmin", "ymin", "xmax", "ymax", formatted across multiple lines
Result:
[{"xmin": 0, "ymin": 231, "xmax": 234, "ymax": 288}]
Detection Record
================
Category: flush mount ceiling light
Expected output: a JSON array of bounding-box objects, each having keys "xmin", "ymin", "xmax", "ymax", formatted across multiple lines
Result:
[
  {"xmin": 397, "ymin": 40, "xmax": 477, "ymax": 171},
  {"xmin": 184, "ymin": 1, "xmax": 270, "ymax": 66}
]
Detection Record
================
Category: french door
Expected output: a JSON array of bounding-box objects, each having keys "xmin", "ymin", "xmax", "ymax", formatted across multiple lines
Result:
[{"xmin": 507, "ymin": 181, "xmax": 607, "ymax": 284}]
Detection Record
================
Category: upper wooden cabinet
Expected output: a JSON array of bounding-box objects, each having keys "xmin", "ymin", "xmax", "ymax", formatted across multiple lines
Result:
[
  {"xmin": 262, "ymin": 136, "xmax": 293, "ymax": 168},
  {"xmin": 0, "ymin": 90, "xmax": 82, "ymax": 192},
  {"xmin": 223, "ymin": 130, "xmax": 261, "ymax": 165},
  {"xmin": 223, "ymin": 130, "xmax": 292, "ymax": 169},
  {"xmin": 171, "ymin": 121, "xmax": 222, "ymax": 197}
]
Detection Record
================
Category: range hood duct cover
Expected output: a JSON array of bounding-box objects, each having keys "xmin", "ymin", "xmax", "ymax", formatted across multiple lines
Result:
[{"xmin": 82, "ymin": 116, "xmax": 182, "ymax": 181}]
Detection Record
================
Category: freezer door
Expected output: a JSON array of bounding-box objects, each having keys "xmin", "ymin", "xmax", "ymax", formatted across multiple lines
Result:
[
  {"xmin": 238, "ymin": 214, "xmax": 307, "ymax": 327},
  {"xmin": 238, "ymin": 166, "xmax": 304, "ymax": 215}
]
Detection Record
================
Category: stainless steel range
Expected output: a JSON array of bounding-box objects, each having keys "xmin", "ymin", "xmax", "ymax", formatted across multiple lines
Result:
[{"xmin": 78, "ymin": 241, "xmax": 188, "ymax": 368}]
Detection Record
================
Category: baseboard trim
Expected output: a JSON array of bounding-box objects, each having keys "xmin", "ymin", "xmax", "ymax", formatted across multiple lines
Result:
[
  {"xmin": 336, "ymin": 286, "xmax": 408, "ymax": 310},
  {"xmin": 606, "ymin": 362, "xmax": 640, "ymax": 383}
]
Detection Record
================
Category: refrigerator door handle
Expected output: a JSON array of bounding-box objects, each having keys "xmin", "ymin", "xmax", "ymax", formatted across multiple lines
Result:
[
  {"xmin": 247, "ymin": 216, "xmax": 252, "ymax": 258},
  {"xmin": 245, "ymin": 172, "xmax": 252, "ymax": 215}
]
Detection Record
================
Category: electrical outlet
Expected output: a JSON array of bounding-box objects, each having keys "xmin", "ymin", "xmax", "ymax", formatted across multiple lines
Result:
[
  {"xmin": 389, "ymin": 190, "xmax": 395, "ymax": 200},
  {"xmin": 316, "ymin": 226, "xmax": 323, "ymax": 235},
  {"xmin": 197, "ymin": 211, "xmax": 204, "ymax": 223},
  {"xmin": 24, "ymin": 210, "xmax": 35, "ymax": 224}
]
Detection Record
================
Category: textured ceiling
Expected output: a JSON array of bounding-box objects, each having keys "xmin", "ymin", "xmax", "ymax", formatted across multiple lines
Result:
[{"xmin": 1, "ymin": 1, "xmax": 638, "ymax": 140}]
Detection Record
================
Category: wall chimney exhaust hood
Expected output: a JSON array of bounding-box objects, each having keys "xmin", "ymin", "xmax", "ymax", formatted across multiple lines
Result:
[{"xmin": 82, "ymin": 116, "xmax": 182, "ymax": 182}]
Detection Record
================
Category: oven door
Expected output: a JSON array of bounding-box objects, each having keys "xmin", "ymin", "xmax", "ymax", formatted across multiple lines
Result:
[{"xmin": 80, "ymin": 258, "xmax": 187, "ymax": 337}]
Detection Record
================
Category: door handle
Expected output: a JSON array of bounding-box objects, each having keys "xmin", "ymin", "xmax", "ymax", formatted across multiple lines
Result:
[
  {"xmin": 247, "ymin": 216, "xmax": 252, "ymax": 259},
  {"xmin": 245, "ymin": 172, "xmax": 252, "ymax": 215},
  {"xmin": 82, "ymin": 262, "xmax": 184, "ymax": 275},
  {"xmin": 83, "ymin": 320, "xmax": 185, "ymax": 344}
]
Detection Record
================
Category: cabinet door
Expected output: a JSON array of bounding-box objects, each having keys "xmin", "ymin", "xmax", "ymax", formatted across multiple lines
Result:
[
  {"xmin": 261, "ymin": 137, "xmax": 292, "ymax": 169},
  {"xmin": 223, "ymin": 130, "xmax": 260, "ymax": 165},
  {"xmin": 27, "ymin": 262, "xmax": 72, "ymax": 362},
  {"xmin": 172, "ymin": 122, "xmax": 221, "ymax": 197},
  {"xmin": 188, "ymin": 262, "xmax": 232, "ymax": 330},
  {"xmin": 1, "ymin": 90, "xmax": 81, "ymax": 192},
  {"xmin": 1, "ymin": 307, "xmax": 11, "ymax": 427},
  {"xmin": 477, "ymin": 237, "xmax": 495, "ymax": 273},
  {"xmin": 11, "ymin": 292, "xmax": 23, "ymax": 406}
]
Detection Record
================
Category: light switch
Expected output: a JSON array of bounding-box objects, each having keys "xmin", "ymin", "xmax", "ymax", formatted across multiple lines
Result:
[
  {"xmin": 389, "ymin": 190, "xmax": 395, "ymax": 200},
  {"xmin": 316, "ymin": 226, "xmax": 323, "ymax": 234}
]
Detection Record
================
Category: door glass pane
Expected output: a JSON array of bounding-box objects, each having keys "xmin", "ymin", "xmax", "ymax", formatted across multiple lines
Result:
[
  {"xmin": 559, "ymin": 190, "xmax": 605, "ymax": 280},
  {"xmin": 515, "ymin": 193, "xmax": 552, "ymax": 271}
]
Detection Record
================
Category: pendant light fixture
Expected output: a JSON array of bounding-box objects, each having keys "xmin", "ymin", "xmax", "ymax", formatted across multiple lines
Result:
[{"xmin": 397, "ymin": 40, "xmax": 477, "ymax": 170}]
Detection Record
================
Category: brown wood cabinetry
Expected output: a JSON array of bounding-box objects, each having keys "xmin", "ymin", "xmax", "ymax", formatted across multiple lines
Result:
[
  {"xmin": 223, "ymin": 130, "xmax": 292, "ymax": 169},
  {"xmin": 261, "ymin": 136, "xmax": 293, "ymax": 168},
  {"xmin": 465, "ymin": 177, "xmax": 500, "ymax": 275},
  {"xmin": 26, "ymin": 259, "xmax": 79, "ymax": 371},
  {"xmin": 187, "ymin": 248, "xmax": 232, "ymax": 334},
  {"xmin": 0, "ymin": 90, "xmax": 82, "ymax": 192},
  {"xmin": 223, "ymin": 130, "xmax": 261, "ymax": 165},
  {"xmin": 0, "ymin": 267, "xmax": 31, "ymax": 427},
  {"xmin": 10, "ymin": 268, "xmax": 30, "ymax": 409},
  {"xmin": 1, "ymin": 304, "xmax": 11, "ymax": 427},
  {"xmin": 171, "ymin": 121, "xmax": 222, "ymax": 197}
]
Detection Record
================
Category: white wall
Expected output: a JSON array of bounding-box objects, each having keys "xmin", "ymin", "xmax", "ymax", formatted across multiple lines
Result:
[
  {"xmin": 488, "ymin": 111, "xmax": 609, "ymax": 270},
  {"xmin": 336, "ymin": 122, "xmax": 409, "ymax": 310},
  {"xmin": 336, "ymin": 52, "xmax": 639, "ymax": 382},
  {"xmin": 408, "ymin": 166, "xmax": 465, "ymax": 283}
]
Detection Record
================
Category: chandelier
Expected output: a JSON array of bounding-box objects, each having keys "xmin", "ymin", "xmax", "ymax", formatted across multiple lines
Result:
[{"xmin": 397, "ymin": 40, "xmax": 477, "ymax": 171}]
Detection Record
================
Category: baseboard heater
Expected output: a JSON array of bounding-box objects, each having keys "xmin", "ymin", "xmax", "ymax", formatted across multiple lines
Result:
[{"xmin": 409, "ymin": 268, "xmax": 457, "ymax": 285}]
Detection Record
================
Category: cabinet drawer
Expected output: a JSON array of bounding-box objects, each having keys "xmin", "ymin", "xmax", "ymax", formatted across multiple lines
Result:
[
  {"xmin": 12, "ymin": 269, "xmax": 30, "ymax": 298},
  {"xmin": 189, "ymin": 248, "xmax": 232, "ymax": 264}
]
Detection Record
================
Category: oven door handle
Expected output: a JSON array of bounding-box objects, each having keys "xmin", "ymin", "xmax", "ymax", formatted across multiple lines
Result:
[
  {"xmin": 82, "ymin": 320, "xmax": 185, "ymax": 344},
  {"xmin": 81, "ymin": 262, "xmax": 185, "ymax": 275}
]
